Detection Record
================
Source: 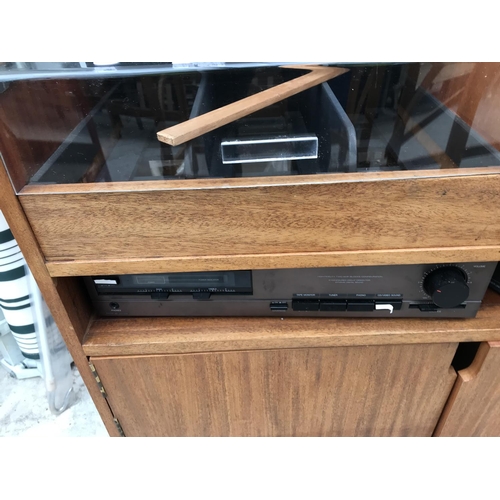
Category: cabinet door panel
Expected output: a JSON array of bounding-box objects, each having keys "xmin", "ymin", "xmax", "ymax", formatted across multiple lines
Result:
[
  {"xmin": 435, "ymin": 342, "xmax": 500, "ymax": 437},
  {"xmin": 92, "ymin": 343, "xmax": 457, "ymax": 437}
]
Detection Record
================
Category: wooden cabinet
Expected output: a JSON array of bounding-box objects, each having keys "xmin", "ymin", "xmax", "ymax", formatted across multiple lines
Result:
[
  {"xmin": 3, "ymin": 150, "xmax": 500, "ymax": 436},
  {"xmin": 91, "ymin": 343, "xmax": 457, "ymax": 437},
  {"xmin": 2, "ymin": 62, "xmax": 500, "ymax": 437}
]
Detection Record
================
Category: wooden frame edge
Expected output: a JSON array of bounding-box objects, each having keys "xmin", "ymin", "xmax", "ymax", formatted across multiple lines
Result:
[
  {"xmin": 19, "ymin": 167, "xmax": 500, "ymax": 196},
  {"xmin": 46, "ymin": 246, "xmax": 500, "ymax": 277},
  {"xmin": 433, "ymin": 342, "xmax": 492, "ymax": 436}
]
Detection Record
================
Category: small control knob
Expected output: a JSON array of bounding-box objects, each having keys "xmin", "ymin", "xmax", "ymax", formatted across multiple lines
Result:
[{"xmin": 423, "ymin": 266, "xmax": 469, "ymax": 308}]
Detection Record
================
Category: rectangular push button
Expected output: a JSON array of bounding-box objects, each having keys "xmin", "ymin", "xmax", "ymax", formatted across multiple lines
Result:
[
  {"xmin": 94, "ymin": 277, "xmax": 120, "ymax": 285},
  {"xmin": 270, "ymin": 301, "xmax": 288, "ymax": 311},
  {"xmin": 417, "ymin": 303, "xmax": 440, "ymax": 311},
  {"xmin": 292, "ymin": 299, "xmax": 320, "ymax": 311},
  {"xmin": 381, "ymin": 300, "xmax": 402, "ymax": 310},
  {"xmin": 413, "ymin": 303, "xmax": 466, "ymax": 311},
  {"xmin": 347, "ymin": 301, "xmax": 374, "ymax": 312},
  {"xmin": 320, "ymin": 301, "xmax": 346, "ymax": 311},
  {"xmin": 192, "ymin": 292, "xmax": 211, "ymax": 300}
]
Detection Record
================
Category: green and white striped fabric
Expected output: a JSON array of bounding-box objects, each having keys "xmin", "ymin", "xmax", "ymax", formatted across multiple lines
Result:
[{"xmin": 0, "ymin": 210, "xmax": 39, "ymax": 359}]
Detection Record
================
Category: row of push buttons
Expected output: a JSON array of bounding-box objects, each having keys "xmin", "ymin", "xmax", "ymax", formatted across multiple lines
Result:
[{"xmin": 291, "ymin": 299, "xmax": 403, "ymax": 312}]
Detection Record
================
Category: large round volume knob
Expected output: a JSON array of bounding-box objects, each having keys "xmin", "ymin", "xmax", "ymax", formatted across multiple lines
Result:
[{"xmin": 423, "ymin": 266, "xmax": 469, "ymax": 308}]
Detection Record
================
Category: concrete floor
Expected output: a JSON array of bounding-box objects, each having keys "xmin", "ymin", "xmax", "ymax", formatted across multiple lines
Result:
[{"xmin": 0, "ymin": 362, "xmax": 108, "ymax": 437}]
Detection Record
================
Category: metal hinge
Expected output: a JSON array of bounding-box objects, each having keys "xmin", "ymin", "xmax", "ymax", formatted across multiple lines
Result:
[
  {"xmin": 88, "ymin": 362, "xmax": 107, "ymax": 398},
  {"xmin": 113, "ymin": 418, "xmax": 126, "ymax": 437}
]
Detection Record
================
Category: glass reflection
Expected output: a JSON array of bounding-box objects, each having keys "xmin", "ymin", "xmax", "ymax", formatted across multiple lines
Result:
[{"xmin": 1, "ymin": 62, "xmax": 500, "ymax": 189}]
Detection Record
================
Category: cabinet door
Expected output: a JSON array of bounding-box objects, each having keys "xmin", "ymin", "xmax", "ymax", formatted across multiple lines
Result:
[
  {"xmin": 91, "ymin": 343, "xmax": 457, "ymax": 437},
  {"xmin": 435, "ymin": 342, "xmax": 500, "ymax": 437}
]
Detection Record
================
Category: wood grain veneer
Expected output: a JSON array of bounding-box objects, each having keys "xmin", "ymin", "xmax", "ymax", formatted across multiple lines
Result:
[
  {"xmin": 18, "ymin": 169, "xmax": 500, "ymax": 271},
  {"xmin": 434, "ymin": 341, "xmax": 500, "ymax": 436},
  {"xmin": 44, "ymin": 246, "xmax": 500, "ymax": 277},
  {"xmin": 19, "ymin": 166, "xmax": 500, "ymax": 193},
  {"xmin": 55, "ymin": 277, "xmax": 93, "ymax": 343},
  {"xmin": 91, "ymin": 343, "xmax": 457, "ymax": 436}
]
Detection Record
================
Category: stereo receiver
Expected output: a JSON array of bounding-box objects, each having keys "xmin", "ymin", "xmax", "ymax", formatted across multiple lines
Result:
[{"xmin": 84, "ymin": 262, "xmax": 497, "ymax": 318}]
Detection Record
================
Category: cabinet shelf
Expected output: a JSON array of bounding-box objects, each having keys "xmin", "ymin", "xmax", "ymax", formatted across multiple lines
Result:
[{"xmin": 82, "ymin": 290, "xmax": 500, "ymax": 357}]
